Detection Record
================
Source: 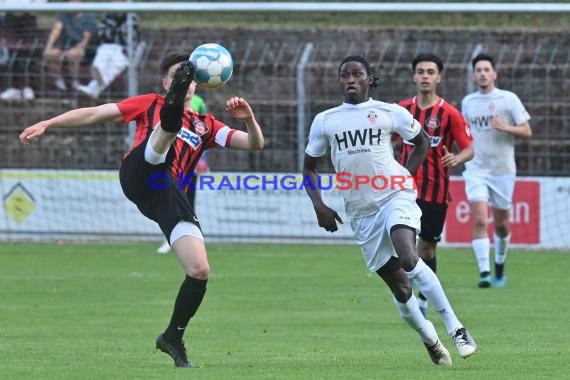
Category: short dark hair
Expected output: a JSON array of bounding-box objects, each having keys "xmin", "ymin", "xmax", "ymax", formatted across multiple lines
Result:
[
  {"xmin": 160, "ymin": 51, "xmax": 190, "ymax": 76},
  {"xmin": 338, "ymin": 55, "xmax": 371, "ymax": 76},
  {"xmin": 412, "ymin": 53, "xmax": 444, "ymax": 72},
  {"xmin": 472, "ymin": 53, "xmax": 495, "ymax": 69}
]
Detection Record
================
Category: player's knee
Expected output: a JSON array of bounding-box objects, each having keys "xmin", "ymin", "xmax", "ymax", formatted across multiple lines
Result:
[
  {"xmin": 495, "ymin": 223, "xmax": 509, "ymax": 237},
  {"xmin": 392, "ymin": 281, "xmax": 413, "ymax": 303},
  {"xmin": 188, "ymin": 262, "xmax": 210, "ymax": 279},
  {"xmin": 376, "ymin": 256, "xmax": 401, "ymax": 276},
  {"xmin": 472, "ymin": 215, "xmax": 488, "ymax": 230},
  {"xmin": 399, "ymin": 254, "xmax": 419, "ymax": 272},
  {"xmin": 417, "ymin": 240, "xmax": 436, "ymax": 259},
  {"xmin": 419, "ymin": 246, "xmax": 436, "ymax": 260},
  {"xmin": 419, "ymin": 250, "xmax": 435, "ymax": 261}
]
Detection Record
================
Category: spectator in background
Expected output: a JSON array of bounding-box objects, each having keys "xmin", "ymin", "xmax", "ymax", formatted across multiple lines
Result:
[
  {"xmin": 43, "ymin": 0, "xmax": 97, "ymax": 91},
  {"xmin": 76, "ymin": 1, "xmax": 140, "ymax": 99},
  {"xmin": 0, "ymin": 0, "xmax": 45, "ymax": 101},
  {"xmin": 157, "ymin": 93, "xmax": 209, "ymax": 254},
  {"xmin": 461, "ymin": 53, "xmax": 532, "ymax": 288}
]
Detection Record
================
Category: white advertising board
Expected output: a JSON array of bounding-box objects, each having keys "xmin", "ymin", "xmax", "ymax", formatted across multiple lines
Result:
[{"xmin": 1, "ymin": 170, "xmax": 569, "ymax": 248}]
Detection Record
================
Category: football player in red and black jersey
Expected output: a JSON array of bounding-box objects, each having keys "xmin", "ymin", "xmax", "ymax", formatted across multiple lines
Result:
[
  {"xmin": 396, "ymin": 53, "xmax": 473, "ymax": 316},
  {"xmin": 19, "ymin": 51, "xmax": 264, "ymax": 368}
]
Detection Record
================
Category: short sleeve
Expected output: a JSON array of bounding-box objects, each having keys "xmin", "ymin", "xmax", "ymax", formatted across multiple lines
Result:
[
  {"xmin": 393, "ymin": 105, "xmax": 421, "ymax": 141},
  {"xmin": 212, "ymin": 125, "xmax": 233, "ymax": 147},
  {"xmin": 460, "ymin": 96, "xmax": 470, "ymax": 121},
  {"xmin": 116, "ymin": 94, "xmax": 157, "ymax": 125},
  {"xmin": 305, "ymin": 113, "xmax": 328, "ymax": 157},
  {"xmin": 449, "ymin": 107, "xmax": 472, "ymax": 149},
  {"xmin": 508, "ymin": 92, "xmax": 531, "ymax": 125}
]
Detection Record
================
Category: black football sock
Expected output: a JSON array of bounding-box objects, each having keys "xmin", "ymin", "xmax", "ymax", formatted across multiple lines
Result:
[
  {"xmin": 164, "ymin": 275, "xmax": 207, "ymax": 343},
  {"xmin": 494, "ymin": 263, "xmax": 505, "ymax": 279},
  {"xmin": 159, "ymin": 101, "xmax": 184, "ymax": 132},
  {"xmin": 160, "ymin": 61, "xmax": 194, "ymax": 132},
  {"xmin": 418, "ymin": 256, "xmax": 436, "ymax": 301}
]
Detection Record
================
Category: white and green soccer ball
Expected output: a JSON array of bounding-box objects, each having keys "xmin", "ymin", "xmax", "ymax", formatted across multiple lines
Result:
[{"xmin": 190, "ymin": 43, "xmax": 234, "ymax": 89}]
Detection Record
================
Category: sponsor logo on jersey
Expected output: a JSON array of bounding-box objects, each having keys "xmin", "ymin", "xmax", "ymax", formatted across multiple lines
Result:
[
  {"xmin": 425, "ymin": 116, "xmax": 440, "ymax": 130},
  {"xmin": 177, "ymin": 127, "xmax": 202, "ymax": 148},
  {"xmin": 367, "ymin": 111, "xmax": 378, "ymax": 124},
  {"xmin": 429, "ymin": 136, "xmax": 442, "ymax": 147},
  {"xmin": 488, "ymin": 102, "xmax": 495, "ymax": 112},
  {"xmin": 193, "ymin": 120, "xmax": 208, "ymax": 136},
  {"xmin": 469, "ymin": 115, "xmax": 492, "ymax": 129},
  {"xmin": 334, "ymin": 128, "xmax": 382, "ymax": 150}
]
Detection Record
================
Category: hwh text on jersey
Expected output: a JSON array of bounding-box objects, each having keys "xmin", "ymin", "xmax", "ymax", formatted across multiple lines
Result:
[
  {"xmin": 469, "ymin": 115, "xmax": 493, "ymax": 129},
  {"xmin": 335, "ymin": 128, "xmax": 381, "ymax": 150},
  {"xmin": 177, "ymin": 127, "xmax": 202, "ymax": 148}
]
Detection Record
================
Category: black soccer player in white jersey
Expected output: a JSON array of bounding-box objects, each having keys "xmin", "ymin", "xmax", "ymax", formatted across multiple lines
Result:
[
  {"xmin": 461, "ymin": 53, "xmax": 532, "ymax": 288},
  {"xmin": 303, "ymin": 55, "xmax": 476, "ymax": 366}
]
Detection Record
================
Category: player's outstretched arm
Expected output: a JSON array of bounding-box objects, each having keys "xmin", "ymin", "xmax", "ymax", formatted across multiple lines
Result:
[
  {"xmin": 303, "ymin": 153, "xmax": 343, "ymax": 233},
  {"xmin": 19, "ymin": 103, "xmax": 123, "ymax": 145},
  {"xmin": 225, "ymin": 97, "xmax": 264, "ymax": 151}
]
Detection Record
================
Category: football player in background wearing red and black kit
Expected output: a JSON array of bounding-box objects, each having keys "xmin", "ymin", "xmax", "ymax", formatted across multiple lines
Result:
[
  {"xmin": 396, "ymin": 53, "xmax": 473, "ymax": 317},
  {"xmin": 19, "ymin": 51, "xmax": 264, "ymax": 368}
]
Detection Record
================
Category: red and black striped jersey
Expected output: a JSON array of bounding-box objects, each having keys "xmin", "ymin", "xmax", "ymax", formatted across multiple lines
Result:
[
  {"xmin": 398, "ymin": 96, "xmax": 471, "ymax": 204},
  {"xmin": 117, "ymin": 94, "xmax": 236, "ymax": 190}
]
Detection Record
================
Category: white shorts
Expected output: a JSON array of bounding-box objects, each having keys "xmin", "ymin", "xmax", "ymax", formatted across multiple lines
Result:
[
  {"xmin": 463, "ymin": 171, "xmax": 515, "ymax": 210},
  {"xmin": 92, "ymin": 43, "xmax": 129, "ymax": 87},
  {"xmin": 350, "ymin": 196, "xmax": 421, "ymax": 272}
]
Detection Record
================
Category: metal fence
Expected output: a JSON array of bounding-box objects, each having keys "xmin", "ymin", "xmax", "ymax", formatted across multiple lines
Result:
[{"xmin": 2, "ymin": 26, "xmax": 569, "ymax": 175}]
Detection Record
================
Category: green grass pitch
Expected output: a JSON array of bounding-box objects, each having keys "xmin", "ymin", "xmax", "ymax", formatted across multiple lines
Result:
[{"xmin": 0, "ymin": 243, "xmax": 568, "ymax": 379}]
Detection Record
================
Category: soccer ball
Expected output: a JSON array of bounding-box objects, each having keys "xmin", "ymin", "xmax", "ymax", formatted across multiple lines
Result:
[{"xmin": 189, "ymin": 43, "xmax": 233, "ymax": 89}]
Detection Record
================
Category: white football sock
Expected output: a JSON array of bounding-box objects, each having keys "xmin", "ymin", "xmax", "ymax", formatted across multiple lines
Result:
[
  {"xmin": 418, "ymin": 297, "xmax": 428, "ymax": 310},
  {"xmin": 393, "ymin": 295, "xmax": 437, "ymax": 345},
  {"xmin": 144, "ymin": 129, "xmax": 167, "ymax": 165},
  {"xmin": 406, "ymin": 259, "xmax": 462, "ymax": 335},
  {"xmin": 472, "ymin": 238, "xmax": 491, "ymax": 273},
  {"xmin": 494, "ymin": 233, "xmax": 510, "ymax": 265}
]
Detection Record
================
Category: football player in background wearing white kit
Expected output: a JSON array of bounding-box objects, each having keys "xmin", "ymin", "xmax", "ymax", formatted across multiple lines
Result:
[
  {"xmin": 303, "ymin": 55, "xmax": 476, "ymax": 366},
  {"xmin": 461, "ymin": 53, "xmax": 532, "ymax": 288}
]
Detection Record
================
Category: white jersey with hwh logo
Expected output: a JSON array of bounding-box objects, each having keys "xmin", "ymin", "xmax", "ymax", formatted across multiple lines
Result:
[
  {"xmin": 461, "ymin": 88, "xmax": 530, "ymax": 176},
  {"xmin": 305, "ymin": 98, "xmax": 421, "ymax": 218}
]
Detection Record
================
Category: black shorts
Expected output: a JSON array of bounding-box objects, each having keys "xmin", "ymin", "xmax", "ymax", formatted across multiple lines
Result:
[
  {"xmin": 417, "ymin": 199, "xmax": 448, "ymax": 243},
  {"xmin": 119, "ymin": 138, "xmax": 201, "ymax": 240}
]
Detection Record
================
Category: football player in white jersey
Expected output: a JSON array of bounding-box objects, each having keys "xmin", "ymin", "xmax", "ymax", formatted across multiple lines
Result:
[
  {"xmin": 303, "ymin": 55, "xmax": 476, "ymax": 366},
  {"xmin": 461, "ymin": 53, "xmax": 532, "ymax": 288}
]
